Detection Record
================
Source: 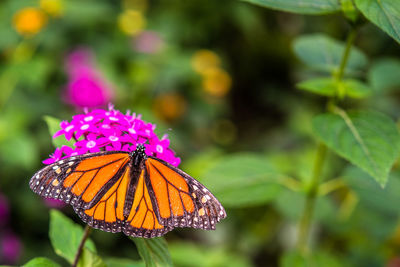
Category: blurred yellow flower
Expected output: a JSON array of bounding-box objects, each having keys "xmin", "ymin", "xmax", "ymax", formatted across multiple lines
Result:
[
  {"xmin": 202, "ymin": 68, "xmax": 232, "ymax": 97},
  {"xmin": 122, "ymin": 0, "xmax": 147, "ymax": 13},
  {"xmin": 153, "ymin": 93, "xmax": 187, "ymax": 121},
  {"xmin": 118, "ymin": 10, "xmax": 146, "ymax": 36},
  {"xmin": 13, "ymin": 7, "xmax": 47, "ymax": 36},
  {"xmin": 191, "ymin": 49, "xmax": 221, "ymax": 75},
  {"xmin": 40, "ymin": 0, "xmax": 64, "ymax": 17}
]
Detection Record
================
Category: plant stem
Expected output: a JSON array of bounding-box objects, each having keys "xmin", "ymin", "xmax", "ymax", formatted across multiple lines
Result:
[
  {"xmin": 334, "ymin": 26, "xmax": 358, "ymax": 99},
  {"xmin": 297, "ymin": 142, "xmax": 327, "ymax": 253},
  {"xmin": 296, "ymin": 24, "xmax": 359, "ymax": 253},
  {"xmin": 336, "ymin": 27, "xmax": 357, "ymax": 81},
  {"xmin": 72, "ymin": 225, "xmax": 92, "ymax": 267}
]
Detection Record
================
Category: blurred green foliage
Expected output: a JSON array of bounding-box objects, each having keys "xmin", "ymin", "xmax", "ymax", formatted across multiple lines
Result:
[{"xmin": 1, "ymin": 0, "xmax": 400, "ymax": 266}]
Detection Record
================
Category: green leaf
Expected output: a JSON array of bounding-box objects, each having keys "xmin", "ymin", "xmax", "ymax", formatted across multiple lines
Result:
[
  {"xmin": 274, "ymin": 188, "xmax": 336, "ymax": 222},
  {"xmin": 280, "ymin": 250, "xmax": 345, "ymax": 267},
  {"xmin": 344, "ymin": 201, "xmax": 399, "ymax": 241},
  {"xmin": 293, "ymin": 34, "xmax": 368, "ymax": 74},
  {"xmin": 77, "ymin": 248, "xmax": 106, "ymax": 267},
  {"xmin": 198, "ymin": 153, "xmax": 283, "ymax": 207},
  {"xmin": 312, "ymin": 110, "xmax": 400, "ymax": 186},
  {"xmin": 343, "ymin": 79, "xmax": 374, "ymax": 98},
  {"xmin": 368, "ymin": 58, "xmax": 400, "ymax": 92},
  {"xmin": 355, "ymin": 0, "xmax": 400, "ymax": 44},
  {"xmin": 169, "ymin": 242, "xmax": 253, "ymax": 267},
  {"xmin": 343, "ymin": 167, "xmax": 400, "ymax": 216},
  {"xmin": 104, "ymin": 258, "xmax": 145, "ymax": 267},
  {"xmin": 22, "ymin": 258, "xmax": 61, "ymax": 267},
  {"xmin": 297, "ymin": 78, "xmax": 337, "ymax": 96},
  {"xmin": 49, "ymin": 210, "xmax": 96, "ymax": 264},
  {"xmin": 43, "ymin": 116, "xmax": 75, "ymax": 148},
  {"xmin": 131, "ymin": 237, "xmax": 173, "ymax": 267},
  {"xmin": 297, "ymin": 77, "xmax": 372, "ymax": 98},
  {"xmin": 181, "ymin": 149, "xmax": 223, "ymax": 179},
  {"xmin": 242, "ymin": 0, "xmax": 341, "ymax": 15}
]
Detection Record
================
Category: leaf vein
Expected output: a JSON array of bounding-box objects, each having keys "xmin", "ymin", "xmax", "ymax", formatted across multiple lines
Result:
[
  {"xmin": 333, "ymin": 107, "xmax": 379, "ymax": 177},
  {"xmin": 377, "ymin": 0, "xmax": 400, "ymax": 39}
]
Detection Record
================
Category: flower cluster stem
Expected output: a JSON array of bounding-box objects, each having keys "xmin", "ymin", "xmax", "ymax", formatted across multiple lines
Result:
[
  {"xmin": 72, "ymin": 225, "xmax": 92, "ymax": 267},
  {"xmin": 297, "ymin": 142, "xmax": 327, "ymax": 253}
]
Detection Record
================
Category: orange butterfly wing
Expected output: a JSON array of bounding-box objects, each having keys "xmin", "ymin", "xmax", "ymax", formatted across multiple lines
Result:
[
  {"xmin": 144, "ymin": 157, "xmax": 226, "ymax": 231},
  {"xmin": 30, "ymin": 152, "xmax": 132, "ymax": 233},
  {"xmin": 30, "ymin": 151, "xmax": 226, "ymax": 238},
  {"xmin": 122, "ymin": 168, "xmax": 169, "ymax": 237},
  {"xmin": 30, "ymin": 151, "xmax": 169, "ymax": 237},
  {"xmin": 30, "ymin": 152, "xmax": 130, "ymax": 211},
  {"xmin": 75, "ymin": 164, "xmax": 132, "ymax": 233}
]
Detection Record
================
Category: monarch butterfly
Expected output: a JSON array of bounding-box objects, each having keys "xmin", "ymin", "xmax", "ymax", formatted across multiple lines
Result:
[{"xmin": 29, "ymin": 144, "xmax": 226, "ymax": 238}]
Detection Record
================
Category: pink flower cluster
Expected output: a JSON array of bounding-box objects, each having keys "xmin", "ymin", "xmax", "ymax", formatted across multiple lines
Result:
[
  {"xmin": 43, "ymin": 104, "xmax": 181, "ymax": 167},
  {"xmin": 64, "ymin": 47, "xmax": 113, "ymax": 108}
]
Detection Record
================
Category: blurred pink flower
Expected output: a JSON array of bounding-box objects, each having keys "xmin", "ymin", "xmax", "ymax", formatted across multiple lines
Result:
[
  {"xmin": 133, "ymin": 31, "xmax": 164, "ymax": 54},
  {"xmin": 65, "ymin": 47, "xmax": 94, "ymax": 76},
  {"xmin": 0, "ymin": 194, "xmax": 8, "ymax": 228},
  {"xmin": 66, "ymin": 76, "xmax": 113, "ymax": 108},
  {"xmin": 64, "ymin": 47, "xmax": 113, "ymax": 108},
  {"xmin": 0, "ymin": 232, "xmax": 21, "ymax": 265},
  {"xmin": 44, "ymin": 104, "xmax": 181, "ymax": 166}
]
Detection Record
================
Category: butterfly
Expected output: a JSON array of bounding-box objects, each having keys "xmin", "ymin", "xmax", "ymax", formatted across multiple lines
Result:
[{"xmin": 29, "ymin": 144, "xmax": 226, "ymax": 238}]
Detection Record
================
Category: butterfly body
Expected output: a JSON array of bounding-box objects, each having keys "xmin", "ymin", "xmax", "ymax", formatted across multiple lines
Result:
[{"xmin": 30, "ymin": 144, "xmax": 226, "ymax": 238}]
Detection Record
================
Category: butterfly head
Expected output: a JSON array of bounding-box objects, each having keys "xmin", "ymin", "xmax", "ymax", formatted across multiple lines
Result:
[
  {"xmin": 135, "ymin": 143, "xmax": 146, "ymax": 154},
  {"xmin": 131, "ymin": 144, "xmax": 146, "ymax": 158},
  {"xmin": 130, "ymin": 143, "xmax": 147, "ymax": 166}
]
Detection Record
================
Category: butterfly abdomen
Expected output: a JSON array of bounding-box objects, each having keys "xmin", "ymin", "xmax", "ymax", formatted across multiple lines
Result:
[{"xmin": 122, "ymin": 146, "xmax": 148, "ymax": 219}]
